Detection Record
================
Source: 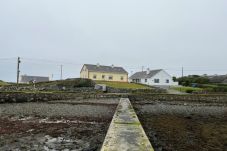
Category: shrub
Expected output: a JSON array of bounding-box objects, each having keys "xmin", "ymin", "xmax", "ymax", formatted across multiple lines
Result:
[
  {"xmin": 186, "ymin": 89, "xmax": 194, "ymax": 93},
  {"xmin": 57, "ymin": 78, "xmax": 95, "ymax": 88},
  {"xmin": 177, "ymin": 75, "xmax": 210, "ymax": 86}
]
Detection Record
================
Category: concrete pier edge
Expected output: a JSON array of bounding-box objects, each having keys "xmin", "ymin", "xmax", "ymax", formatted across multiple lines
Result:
[{"xmin": 101, "ymin": 98, "xmax": 154, "ymax": 151}]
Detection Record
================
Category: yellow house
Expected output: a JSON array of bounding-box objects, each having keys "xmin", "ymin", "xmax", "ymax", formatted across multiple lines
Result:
[{"xmin": 80, "ymin": 64, "xmax": 128, "ymax": 82}]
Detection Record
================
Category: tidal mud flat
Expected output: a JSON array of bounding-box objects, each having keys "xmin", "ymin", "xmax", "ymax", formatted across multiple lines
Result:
[
  {"xmin": 0, "ymin": 99, "xmax": 119, "ymax": 151},
  {"xmin": 135, "ymin": 102, "xmax": 227, "ymax": 151}
]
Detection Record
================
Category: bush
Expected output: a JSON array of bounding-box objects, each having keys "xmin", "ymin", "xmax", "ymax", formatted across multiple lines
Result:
[
  {"xmin": 177, "ymin": 75, "xmax": 210, "ymax": 86},
  {"xmin": 198, "ymin": 84, "xmax": 227, "ymax": 93},
  {"xmin": 186, "ymin": 89, "xmax": 194, "ymax": 93},
  {"xmin": 57, "ymin": 78, "xmax": 95, "ymax": 88},
  {"xmin": 213, "ymin": 86, "xmax": 227, "ymax": 92}
]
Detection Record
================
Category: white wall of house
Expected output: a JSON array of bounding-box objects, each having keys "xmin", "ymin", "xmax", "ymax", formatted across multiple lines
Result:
[{"xmin": 134, "ymin": 70, "xmax": 178, "ymax": 86}]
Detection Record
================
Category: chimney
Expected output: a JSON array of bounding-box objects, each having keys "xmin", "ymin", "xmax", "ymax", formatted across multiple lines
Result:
[
  {"xmin": 97, "ymin": 63, "xmax": 100, "ymax": 67},
  {"xmin": 146, "ymin": 68, "xmax": 150, "ymax": 74},
  {"xmin": 111, "ymin": 64, "xmax": 114, "ymax": 68}
]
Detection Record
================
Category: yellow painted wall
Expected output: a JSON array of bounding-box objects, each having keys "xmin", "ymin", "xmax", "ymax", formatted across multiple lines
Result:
[
  {"xmin": 80, "ymin": 66, "xmax": 89, "ymax": 78},
  {"xmin": 88, "ymin": 71, "xmax": 128, "ymax": 82},
  {"xmin": 80, "ymin": 65, "xmax": 128, "ymax": 82}
]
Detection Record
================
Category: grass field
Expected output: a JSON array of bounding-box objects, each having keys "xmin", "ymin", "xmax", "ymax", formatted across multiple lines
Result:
[
  {"xmin": 95, "ymin": 81, "xmax": 151, "ymax": 89},
  {"xmin": 0, "ymin": 80, "xmax": 9, "ymax": 86},
  {"xmin": 171, "ymin": 86, "xmax": 203, "ymax": 93}
]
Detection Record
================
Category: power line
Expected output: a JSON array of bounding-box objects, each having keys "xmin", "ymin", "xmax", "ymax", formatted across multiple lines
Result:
[
  {"xmin": 0, "ymin": 57, "xmax": 17, "ymax": 60},
  {"xmin": 1, "ymin": 57, "xmax": 227, "ymax": 75},
  {"xmin": 17, "ymin": 58, "xmax": 227, "ymax": 72},
  {"xmin": 21, "ymin": 57, "xmax": 83, "ymax": 66}
]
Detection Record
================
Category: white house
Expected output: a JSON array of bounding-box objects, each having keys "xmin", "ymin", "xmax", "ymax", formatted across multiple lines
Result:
[{"xmin": 129, "ymin": 69, "xmax": 178, "ymax": 86}]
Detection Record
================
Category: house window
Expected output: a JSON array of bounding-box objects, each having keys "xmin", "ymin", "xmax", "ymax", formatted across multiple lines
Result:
[
  {"xmin": 154, "ymin": 79, "xmax": 159, "ymax": 83},
  {"xmin": 93, "ymin": 75, "xmax": 97, "ymax": 79},
  {"xmin": 145, "ymin": 79, "xmax": 147, "ymax": 82},
  {"xmin": 102, "ymin": 75, "xmax": 105, "ymax": 79},
  {"xmin": 166, "ymin": 79, "xmax": 169, "ymax": 83},
  {"xmin": 135, "ymin": 79, "xmax": 141, "ymax": 83},
  {"xmin": 121, "ymin": 76, "xmax": 124, "ymax": 81},
  {"xmin": 109, "ymin": 76, "xmax": 113, "ymax": 80}
]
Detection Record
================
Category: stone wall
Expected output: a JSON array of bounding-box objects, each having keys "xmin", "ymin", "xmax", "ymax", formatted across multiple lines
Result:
[
  {"xmin": 0, "ymin": 78, "xmax": 96, "ymax": 92},
  {"xmin": 0, "ymin": 85, "xmax": 97, "ymax": 93},
  {"xmin": 129, "ymin": 94, "xmax": 227, "ymax": 104},
  {"xmin": 0, "ymin": 92, "xmax": 128, "ymax": 103},
  {"xmin": 106, "ymin": 87, "xmax": 166, "ymax": 94},
  {"xmin": 0, "ymin": 92, "xmax": 83, "ymax": 103},
  {"xmin": 2, "ymin": 91, "xmax": 227, "ymax": 104}
]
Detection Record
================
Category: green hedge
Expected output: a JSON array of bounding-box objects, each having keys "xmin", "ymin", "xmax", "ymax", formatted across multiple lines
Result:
[{"xmin": 199, "ymin": 84, "xmax": 227, "ymax": 92}]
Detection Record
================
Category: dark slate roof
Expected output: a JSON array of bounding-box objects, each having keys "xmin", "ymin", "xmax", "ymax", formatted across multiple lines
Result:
[
  {"xmin": 84, "ymin": 64, "xmax": 128, "ymax": 74},
  {"xmin": 208, "ymin": 75, "xmax": 227, "ymax": 83},
  {"xmin": 20, "ymin": 75, "xmax": 49, "ymax": 83},
  {"xmin": 222, "ymin": 79, "xmax": 227, "ymax": 84},
  {"xmin": 130, "ymin": 69, "xmax": 162, "ymax": 79}
]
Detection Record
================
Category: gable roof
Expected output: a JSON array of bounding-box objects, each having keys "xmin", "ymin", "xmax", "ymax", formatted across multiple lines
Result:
[
  {"xmin": 83, "ymin": 64, "xmax": 128, "ymax": 74},
  {"xmin": 208, "ymin": 75, "xmax": 227, "ymax": 83},
  {"xmin": 130, "ymin": 69, "xmax": 162, "ymax": 79}
]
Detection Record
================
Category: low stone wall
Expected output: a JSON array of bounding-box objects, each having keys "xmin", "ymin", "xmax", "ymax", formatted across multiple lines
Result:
[
  {"xmin": 106, "ymin": 87, "xmax": 166, "ymax": 94},
  {"xmin": 0, "ymin": 92, "xmax": 128, "ymax": 103},
  {"xmin": 2, "ymin": 91, "xmax": 227, "ymax": 104},
  {"xmin": 129, "ymin": 94, "xmax": 227, "ymax": 104},
  {"xmin": 0, "ymin": 92, "xmax": 83, "ymax": 103},
  {"xmin": 0, "ymin": 85, "xmax": 97, "ymax": 93}
]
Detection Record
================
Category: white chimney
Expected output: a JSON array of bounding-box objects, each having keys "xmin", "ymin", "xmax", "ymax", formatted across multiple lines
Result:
[
  {"xmin": 146, "ymin": 68, "xmax": 150, "ymax": 74},
  {"xmin": 97, "ymin": 63, "xmax": 100, "ymax": 67},
  {"xmin": 111, "ymin": 64, "xmax": 114, "ymax": 68}
]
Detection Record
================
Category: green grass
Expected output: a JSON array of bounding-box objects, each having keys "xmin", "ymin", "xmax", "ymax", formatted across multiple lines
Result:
[
  {"xmin": 200, "ymin": 84, "xmax": 227, "ymax": 92},
  {"xmin": 0, "ymin": 80, "xmax": 9, "ymax": 86},
  {"xmin": 171, "ymin": 86, "xmax": 203, "ymax": 93},
  {"xmin": 95, "ymin": 81, "xmax": 151, "ymax": 89}
]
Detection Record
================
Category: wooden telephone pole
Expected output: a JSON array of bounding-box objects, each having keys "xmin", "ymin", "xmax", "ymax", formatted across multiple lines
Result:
[
  {"xmin": 60, "ymin": 65, "xmax": 63, "ymax": 80},
  {"xmin": 181, "ymin": 67, "xmax": 184, "ymax": 78},
  {"xmin": 17, "ymin": 57, "xmax": 21, "ymax": 84}
]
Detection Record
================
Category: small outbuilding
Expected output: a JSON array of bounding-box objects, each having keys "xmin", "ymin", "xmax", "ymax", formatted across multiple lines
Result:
[{"xmin": 20, "ymin": 75, "xmax": 49, "ymax": 84}]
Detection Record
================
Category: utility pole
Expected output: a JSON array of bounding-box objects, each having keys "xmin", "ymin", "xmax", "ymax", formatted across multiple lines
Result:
[
  {"xmin": 142, "ymin": 66, "xmax": 144, "ymax": 72},
  {"xmin": 60, "ymin": 65, "xmax": 63, "ymax": 80},
  {"xmin": 16, "ymin": 57, "xmax": 21, "ymax": 84},
  {"xmin": 181, "ymin": 66, "xmax": 184, "ymax": 78},
  {"xmin": 51, "ymin": 74, "xmax": 54, "ymax": 81}
]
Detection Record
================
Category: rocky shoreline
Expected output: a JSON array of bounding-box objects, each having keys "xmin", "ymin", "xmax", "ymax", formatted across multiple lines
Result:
[
  {"xmin": 135, "ymin": 102, "xmax": 227, "ymax": 151},
  {"xmin": 0, "ymin": 99, "xmax": 118, "ymax": 151}
]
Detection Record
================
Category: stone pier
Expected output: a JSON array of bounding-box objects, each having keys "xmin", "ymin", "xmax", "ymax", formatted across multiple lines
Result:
[{"xmin": 101, "ymin": 98, "xmax": 154, "ymax": 151}]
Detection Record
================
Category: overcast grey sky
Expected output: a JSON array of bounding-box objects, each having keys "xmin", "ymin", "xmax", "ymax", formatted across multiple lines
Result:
[{"xmin": 0, "ymin": 0, "xmax": 226, "ymax": 82}]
